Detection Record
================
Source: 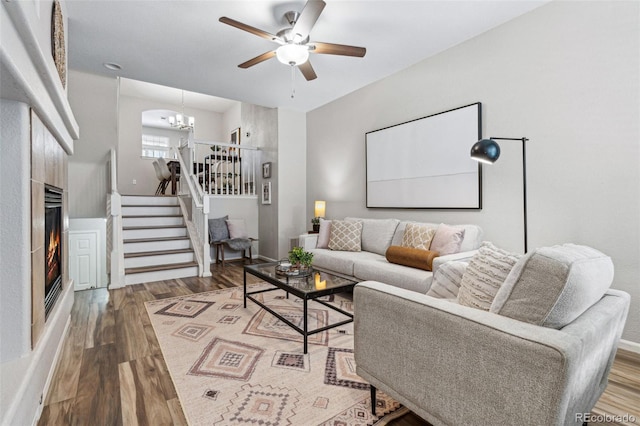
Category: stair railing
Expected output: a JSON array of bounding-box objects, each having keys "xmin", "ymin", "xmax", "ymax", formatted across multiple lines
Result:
[
  {"xmin": 175, "ymin": 138, "xmax": 259, "ymax": 275},
  {"xmin": 106, "ymin": 148, "xmax": 125, "ymax": 288},
  {"xmin": 174, "ymin": 143, "xmax": 211, "ymax": 277},
  {"xmin": 190, "ymin": 139, "xmax": 259, "ymax": 197}
]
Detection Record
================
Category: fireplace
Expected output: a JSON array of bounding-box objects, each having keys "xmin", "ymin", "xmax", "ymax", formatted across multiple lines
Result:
[{"xmin": 44, "ymin": 185, "xmax": 63, "ymax": 319}]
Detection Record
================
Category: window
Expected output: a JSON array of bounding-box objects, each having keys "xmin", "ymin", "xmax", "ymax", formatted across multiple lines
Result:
[{"xmin": 141, "ymin": 134, "xmax": 170, "ymax": 158}]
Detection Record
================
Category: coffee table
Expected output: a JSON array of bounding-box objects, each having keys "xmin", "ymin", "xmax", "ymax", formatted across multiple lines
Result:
[{"xmin": 244, "ymin": 263, "xmax": 357, "ymax": 354}]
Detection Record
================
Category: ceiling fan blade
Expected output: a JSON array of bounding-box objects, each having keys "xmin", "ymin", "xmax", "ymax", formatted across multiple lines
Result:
[
  {"xmin": 309, "ymin": 42, "xmax": 366, "ymax": 57},
  {"xmin": 292, "ymin": 0, "xmax": 326, "ymax": 41},
  {"xmin": 238, "ymin": 51, "xmax": 277, "ymax": 68},
  {"xmin": 298, "ymin": 61, "xmax": 317, "ymax": 81},
  {"xmin": 219, "ymin": 17, "xmax": 280, "ymax": 42}
]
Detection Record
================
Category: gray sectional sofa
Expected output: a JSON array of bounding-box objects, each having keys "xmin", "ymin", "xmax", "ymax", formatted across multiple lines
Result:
[
  {"xmin": 299, "ymin": 218, "xmax": 483, "ymax": 293},
  {"xmin": 353, "ymin": 244, "xmax": 630, "ymax": 425}
]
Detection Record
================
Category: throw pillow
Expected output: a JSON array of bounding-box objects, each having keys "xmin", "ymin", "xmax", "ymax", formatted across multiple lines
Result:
[
  {"xmin": 430, "ymin": 224, "xmax": 465, "ymax": 255},
  {"xmin": 426, "ymin": 261, "xmax": 468, "ymax": 299},
  {"xmin": 226, "ymin": 219, "xmax": 249, "ymax": 239},
  {"xmin": 317, "ymin": 218, "xmax": 332, "ymax": 249},
  {"xmin": 401, "ymin": 223, "xmax": 436, "ymax": 250},
  {"xmin": 457, "ymin": 242, "xmax": 521, "ymax": 311},
  {"xmin": 208, "ymin": 215, "xmax": 229, "ymax": 242},
  {"xmin": 328, "ymin": 220, "xmax": 362, "ymax": 252},
  {"xmin": 490, "ymin": 244, "xmax": 614, "ymax": 329},
  {"xmin": 345, "ymin": 217, "xmax": 400, "ymax": 255},
  {"xmin": 385, "ymin": 245, "xmax": 439, "ymax": 271}
]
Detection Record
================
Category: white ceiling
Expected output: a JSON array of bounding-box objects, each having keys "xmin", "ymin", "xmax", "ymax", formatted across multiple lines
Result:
[
  {"xmin": 67, "ymin": 1, "xmax": 548, "ymax": 112},
  {"xmin": 120, "ymin": 78, "xmax": 239, "ymax": 113}
]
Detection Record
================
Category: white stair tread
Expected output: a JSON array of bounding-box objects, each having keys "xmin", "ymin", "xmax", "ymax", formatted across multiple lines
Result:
[
  {"xmin": 124, "ymin": 236, "xmax": 190, "ymax": 243},
  {"xmin": 125, "ymin": 261, "xmax": 198, "ymax": 275},
  {"xmin": 123, "ymin": 224, "xmax": 186, "ymax": 230},
  {"xmin": 124, "ymin": 248, "xmax": 193, "ymax": 258}
]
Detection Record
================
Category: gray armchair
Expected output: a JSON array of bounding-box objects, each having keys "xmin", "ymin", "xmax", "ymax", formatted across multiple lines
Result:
[{"xmin": 354, "ymin": 245, "xmax": 630, "ymax": 426}]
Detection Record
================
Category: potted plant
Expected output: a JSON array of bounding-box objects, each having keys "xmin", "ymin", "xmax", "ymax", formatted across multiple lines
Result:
[
  {"xmin": 311, "ymin": 217, "xmax": 320, "ymax": 232},
  {"xmin": 288, "ymin": 246, "xmax": 314, "ymax": 273}
]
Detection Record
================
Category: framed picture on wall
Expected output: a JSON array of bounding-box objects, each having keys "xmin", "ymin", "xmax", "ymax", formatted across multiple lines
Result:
[
  {"xmin": 230, "ymin": 128, "xmax": 241, "ymax": 155},
  {"xmin": 262, "ymin": 162, "xmax": 272, "ymax": 179},
  {"xmin": 261, "ymin": 182, "xmax": 272, "ymax": 205},
  {"xmin": 365, "ymin": 102, "xmax": 482, "ymax": 209}
]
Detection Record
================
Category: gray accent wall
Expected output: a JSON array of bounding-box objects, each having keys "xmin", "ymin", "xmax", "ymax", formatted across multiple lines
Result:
[
  {"xmin": 306, "ymin": 1, "xmax": 639, "ymax": 343},
  {"xmin": 243, "ymin": 103, "xmax": 279, "ymax": 260},
  {"xmin": 240, "ymin": 105, "xmax": 307, "ymax": 261}
]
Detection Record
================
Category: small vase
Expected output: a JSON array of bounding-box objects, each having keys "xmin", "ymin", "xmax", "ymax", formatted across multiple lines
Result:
[{"xmin": 312, "ymin": 224, "xmax": 320, "ymax": 232}]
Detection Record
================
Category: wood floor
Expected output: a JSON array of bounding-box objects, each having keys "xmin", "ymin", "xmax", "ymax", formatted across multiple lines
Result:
[{"xmin": 39, "ymin": 262, "xmax": 640, "ymax": 425}]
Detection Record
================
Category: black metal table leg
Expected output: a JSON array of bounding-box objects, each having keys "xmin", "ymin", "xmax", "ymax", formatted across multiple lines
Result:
[
  {"xmin": 303, "ymin": 298, "xmax": 308, "ymax": 354},
  {"xmin": 371, "ymin": 385, "xmax": 377, "ymax": 415},
  {"xmin": 243, "ymin": 269, "xmax": 247, "ymax": 308}
]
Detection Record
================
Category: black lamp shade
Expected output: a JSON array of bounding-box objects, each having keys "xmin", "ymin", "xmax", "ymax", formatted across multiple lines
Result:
[{"xmin": 470, "ymin": 139, "xmax": 501, "ymax": 164}]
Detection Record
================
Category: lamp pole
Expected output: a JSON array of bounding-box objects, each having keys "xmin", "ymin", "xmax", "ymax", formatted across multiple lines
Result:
[
  {"xmin": 489, "ymin": 137, "xmax": 529, "ymax": 253},
  {"xmin": 470, "ymin": 136, "xmax": 529, "ymax": 253}
]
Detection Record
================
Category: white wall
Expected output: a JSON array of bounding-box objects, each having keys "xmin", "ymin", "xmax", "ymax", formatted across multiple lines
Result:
[
  {"xmin": 0, "ymin": 1, "xmax": 77, "ymax": 424},
  {"xmin": 306, "ymin": 1, "xmax": 640, "ymax": 343},
  {"xmin": 0, "ymin": 100, "xmax": 33, "ymax": 362},
  {"xmin": 223, "ymin": 102, "xmax": 242, "ymax": 137},
  {"xmin": 67, "ymin": 70, "xmax": 118, "ymax": 218},
  {"xmin": 277, "ymin": 109, "xmax": 307, "ymax": 258},
  {"xmin": 117, "ymin": 94, "xmax": 226, "ymax": 195}
]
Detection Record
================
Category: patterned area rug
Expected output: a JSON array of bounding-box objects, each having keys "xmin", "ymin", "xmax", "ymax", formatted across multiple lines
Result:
[{"xmin": 145, "ymin": 284, "xmax": 407, "ymax": 425}]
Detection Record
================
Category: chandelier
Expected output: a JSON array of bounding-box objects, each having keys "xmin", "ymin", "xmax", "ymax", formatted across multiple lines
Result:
[{"xmin": 168, "ymin": 90, "xmax": 195, "ymax": 130}]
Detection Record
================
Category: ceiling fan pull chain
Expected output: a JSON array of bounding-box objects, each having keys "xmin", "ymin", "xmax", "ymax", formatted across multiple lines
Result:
[{"xmin": 290, "ymin": 64, "xmax": 296, "ymax": 99}]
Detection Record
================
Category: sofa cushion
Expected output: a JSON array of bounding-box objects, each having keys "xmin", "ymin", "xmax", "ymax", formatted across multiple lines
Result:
[
  {"xmin": 401, "ymin": 223, "xmax": 436, "ymax": 250},
  {"xmin": 317, "ymin": 218, "xmax": 332, "ymax": 248},
  {"xmin": 345, "ymin": 217, "xmax": 399, "ymax": 255},
  {"xmin": 490, "ymin": 244, "xmax": 614, "ymax": 329},
  {"xmin": 353, "ymin": 257, "xmax": 433, "ymax": 293},
  {"xmin": 458, "ymin": 242, "xmax": 521, "ymax": 311},
  {"xmin": 430, "ymin": 224, "xmax": 465, "ymax": 255},
  {"xmin": 386, "ymin": 246, "xmax": 438, "ymax": 271},
  {"xmin": 208, "ymin": 215, "xmax": 229, "ymax": 242},
  {"xmin": 329, "ymin": 220, "xmax": 363, "ymax": 252},
  {"xmin": 310, "ymin": 249, "xmax": 380, "ymax": 276},
  {"xmin": 426, "ymin": 261, "xmax": 468, "ymax": 300}
]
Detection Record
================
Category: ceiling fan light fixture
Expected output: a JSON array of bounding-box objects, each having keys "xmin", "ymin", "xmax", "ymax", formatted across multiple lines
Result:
[{"xmin": 276, "ymin": 43, "xmax": 309, "ymax": 66}]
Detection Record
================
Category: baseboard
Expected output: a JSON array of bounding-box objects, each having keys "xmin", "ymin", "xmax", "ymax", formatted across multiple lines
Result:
[
  {"xmin": 618, "ymin": 339, "xmax": 640, "ymax": 354},
  {"xmin": 258, "ymin": 255, "xmax": 277, "ymax": 262},
  {"xmin": 108, "ymin": 280, "xmax": 126, "ymax": 289}
]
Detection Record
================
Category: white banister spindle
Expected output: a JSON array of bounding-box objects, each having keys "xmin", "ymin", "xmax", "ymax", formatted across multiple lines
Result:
[
  {"xmin": 106, "ymin": 148, "xmax": 125, "ymax": 288},
  {"xmin": 189, "ymin": 139, "xmax": 258, "ymax": 197}
]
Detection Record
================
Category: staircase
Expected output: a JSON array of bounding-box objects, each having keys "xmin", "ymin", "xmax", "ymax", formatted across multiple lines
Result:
[{"xmin": 122, "ymin": 195, "xmax": 198, "ymax": 285}]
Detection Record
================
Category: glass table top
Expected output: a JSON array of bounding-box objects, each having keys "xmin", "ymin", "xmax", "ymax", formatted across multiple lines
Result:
[{"xmin": 245, "ymin": 262, "xmax": 356, "ymax": 295}]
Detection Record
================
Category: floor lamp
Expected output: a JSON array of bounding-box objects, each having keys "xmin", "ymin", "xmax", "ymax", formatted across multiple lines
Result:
[{"xmin": 470, "ymin": 137, "xmax": 529, "ymax": 253}]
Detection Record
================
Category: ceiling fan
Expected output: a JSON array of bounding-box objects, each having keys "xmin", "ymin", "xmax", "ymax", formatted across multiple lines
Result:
[{"xmin": 219, "ymin": 0, "xmax": 366, "ymax": 81}]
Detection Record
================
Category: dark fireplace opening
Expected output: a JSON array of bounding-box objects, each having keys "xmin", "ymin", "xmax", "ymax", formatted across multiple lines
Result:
[{"xmin": 45, "ymin": 185, "xmax": 63, "ymax": 319}]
